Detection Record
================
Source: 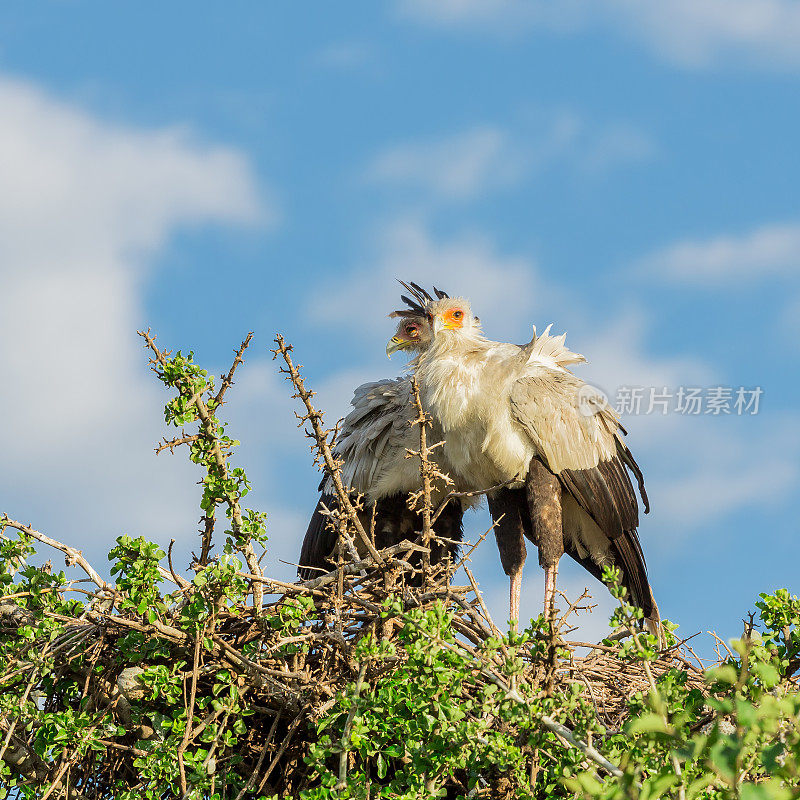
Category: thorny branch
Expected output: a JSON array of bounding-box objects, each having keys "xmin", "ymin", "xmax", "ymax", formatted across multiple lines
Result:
[
  {"xmin": 138, "ymin": 329, "xmax": 264, "ymax": 606},
  {"xmin": 272, "ymin": 334, "xmax": 386, "ymax": 569},
  {"xmin": 0, "ymin": 517, "xmax": 110, "ymax": 595}
]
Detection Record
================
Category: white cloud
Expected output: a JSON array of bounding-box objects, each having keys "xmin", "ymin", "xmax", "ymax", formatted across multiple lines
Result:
[
  {"xmin": 638, "ymin": 222, "xmax": 800, "ymax": 284},
  {"xmin": 576, "ymin": 310, "xmax": 799, "ymax": 538},
  {"xmin": 648, "ymin": 414, "xmax": 800, "ymax": 530},
  {"xmin": 397, "ymin": 0, "xmax": 583, "ymax": 32},
  {"xmin": 366, "ymin": 116, "xmax": 654, "ymax": 202},
  {"xmin": 366, "ymin": 126, "xmax": 516, "ymax": 200},
  {"xmin": 580, "ymin": 123, "xmax": 656, "ymax": 172},
  {"xmin": 397, "ymin": 0, "xmax": 800, "ymax": 71},
  {"xmin": 579, "ymin": 309, "xmax": 714, "ymax": 400},
  {"xmin": 0, "ymin": 75, "xmax": 268, "ymax": 566},
  {"xmin": 609, "ymin": 0, "xmax": 800, "ymax": 70},
  {"xmin": 307, "ymin": 217, "xmax": 549, "ymax": 342}
]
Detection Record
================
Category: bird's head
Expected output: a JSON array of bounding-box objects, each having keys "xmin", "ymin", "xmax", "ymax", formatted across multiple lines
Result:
[
  {"xmin": 428, "ymin": 297, "xmax": 476, "ymax": 337},
  {"xmin": 385, "ymin": 313, "xmax": 431, "ymax": 357},
  {"xmin": 393, "ymin": 281, "xmax": 480, "ymax": 344}
]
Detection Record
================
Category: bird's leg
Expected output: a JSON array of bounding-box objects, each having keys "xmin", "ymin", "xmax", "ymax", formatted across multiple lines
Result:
[
  {"xmin": 526, "ymin": 459, "xmax": 564, "ymax": 624},
  {"xmin": 509, "ymin": 567, "xmax": 524, "ymax": 634},
  {"xmin": 487, "ymin": 490, "xmax": 528, "ymax": 635},
  {"xmin": 543, "ymin": 562, "xmax": 559, "ymax": 622}
]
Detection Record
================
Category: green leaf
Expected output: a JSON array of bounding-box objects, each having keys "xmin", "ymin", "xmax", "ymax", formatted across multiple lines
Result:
[
  {"xmin": 707, "ymin": 664, "xmax": 739, "ymax": 685},
  {"xmin": 640, "ymin": 772, "xmax": 680, "ymax": 800},
  {"xmin": 753, "ymin": 662, "xmax": 780, "ymax": 688},
  {"xmin": 376, "ymin": 752, "xmax": 387, "ymax": 779},
  {"xmin": 741, "ymin": 781, "xmax": 792, "ymax": 800},
  {"xmin": 626, "ymin": 713, "xmax": 668, "ymax": 735},
  {"xmin": 686, "ymin": 774, "xmax": 716, "ymax": 800}
]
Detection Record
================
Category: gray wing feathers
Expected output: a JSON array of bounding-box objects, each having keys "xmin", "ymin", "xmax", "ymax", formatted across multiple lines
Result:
[
  {"xmin": 509, "ymin": 368, "xmax": 648, "ymax": 539},
  {"xmin": 509, "ymin": 369, "xmax": 618, "ymax": 473},
  {"xmin": 325, "ymin": 378, "xmax": 414, "ymax": 496}
]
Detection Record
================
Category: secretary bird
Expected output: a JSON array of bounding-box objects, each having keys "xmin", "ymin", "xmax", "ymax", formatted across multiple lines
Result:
[
  {"xmin": 396, "ymin": 283, "xmax": 660, "ymax": 637},
  {"xmin": 298, "ymin": 304, "xmax": 468, "ymax": 581}
]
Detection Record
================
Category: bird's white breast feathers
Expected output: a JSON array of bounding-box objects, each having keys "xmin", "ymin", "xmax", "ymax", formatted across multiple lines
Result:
[{"xmin": 415, "ymin": 326, "xmax": 617, "ymax": 487}]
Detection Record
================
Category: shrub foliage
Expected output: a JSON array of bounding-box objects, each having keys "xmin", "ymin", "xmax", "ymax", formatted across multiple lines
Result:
[{"xmin": 0, "ymin": 331, "xmax": 798, "ymax": 799}]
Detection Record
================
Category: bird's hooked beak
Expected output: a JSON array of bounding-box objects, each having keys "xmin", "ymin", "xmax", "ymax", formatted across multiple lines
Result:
[
  {"xmin": 431, "ymin": 313, "xmax": 445, "ymax": 336},
  {"xmin": 386, "ymin": 335, "xmax": 409, "ymax": 358}
]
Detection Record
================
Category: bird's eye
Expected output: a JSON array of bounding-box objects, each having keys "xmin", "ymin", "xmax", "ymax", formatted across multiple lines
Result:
[
  {"xmin": 452, "ymin": 310, "xmax": 463, "ymax": 319},
  {"xmin": 406, "ymin": 325, "xmax": 418, "ymax": 337}
]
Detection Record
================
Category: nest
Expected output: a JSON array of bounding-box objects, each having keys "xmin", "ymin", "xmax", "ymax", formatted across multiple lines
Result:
[{"xmin": 0, "ymin": 545, "xmax": 709, "ymax": 798}]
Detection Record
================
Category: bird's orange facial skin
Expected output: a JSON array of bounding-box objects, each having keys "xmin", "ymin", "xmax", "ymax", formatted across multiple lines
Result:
[{"xmin": 440, "ymin": 308, "xmax": 465, "ymax": 330}]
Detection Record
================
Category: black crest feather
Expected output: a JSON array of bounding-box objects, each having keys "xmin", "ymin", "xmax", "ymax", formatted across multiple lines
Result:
[{"xmin": 392, "ymin": 280, "xmax": 451, "ymax": 318}]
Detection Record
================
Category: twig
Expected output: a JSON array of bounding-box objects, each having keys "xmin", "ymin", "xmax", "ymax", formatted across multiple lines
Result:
[
  {"xmin": 215, "ymin": 332, "xmax": 254, "ymax": 407},
  {"xmin": 167, "ymin": 540, "xmax": 190, "ymax": 589},
  {"xmin": 430, "ymin": 479, "xmax": 516, "ymax": 526},
  {"xmin": 155, "ymin": 434, "xmax": 200, "ymax": 455},
  {"xmin": 1, "ymin": 517, "xmax": 110, "ymax": 593},
  {"xmin": 337, "ymin": 663, "xmax": 367, "ymax": 789},
  {"xmin": 464, "ymin": 566, "xmax": 503, "ymax": 641},
  {"xmin": 233, "ymin": 711, "xmax": 282, "ymax": 800},
  {"xmin": 177, "ymin": 630, "xmax": 203, "ymax": 794},
  {"xmin": 138, "ymin": 329, "xmax": 263, "ymax": 608},
  {"xmin": 539, "ymin": 715, "xmax": 624, "ymax": 779},
  {"xmin": 407, "ymin": 377, "xmax": 435, "ymax": 581},
  {"xmin": 272, "ymin": 335, "xmax": 385, "ymax": 569}
]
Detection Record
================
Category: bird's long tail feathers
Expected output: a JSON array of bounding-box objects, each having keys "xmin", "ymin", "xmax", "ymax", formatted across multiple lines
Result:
[
  {"xmin": 611, "ymin": 531, "xmax": 664, "ymax": 647},
  {"xmin": 644, "ymin": 596, "xmax": 665, "ymax": 648}
]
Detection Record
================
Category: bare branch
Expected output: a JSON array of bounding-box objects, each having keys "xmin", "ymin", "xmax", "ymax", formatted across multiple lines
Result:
[
  {"xmin": 215, "ymin": 332, "xmax": 254, "ymax": 407},
  {"xmin": 1, "ymin": 516, "xmax": 110, "ymax": 593},
  {"xmin": 272, "ymin": 334, "xmax": 385, "ymax": 570}
]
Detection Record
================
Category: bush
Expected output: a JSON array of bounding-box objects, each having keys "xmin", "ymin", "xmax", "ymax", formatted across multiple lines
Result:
[{"xmin": 1, "ymin": 332, "xmax": 798, "ymax": 799}]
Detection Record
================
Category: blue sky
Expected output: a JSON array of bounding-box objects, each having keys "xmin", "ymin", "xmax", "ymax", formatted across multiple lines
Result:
[{"xmin": 1, "ymin": 1, "xmax": 799, "ymax": 651}]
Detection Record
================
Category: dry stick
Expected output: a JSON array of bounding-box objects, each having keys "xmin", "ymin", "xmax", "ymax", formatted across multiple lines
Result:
[
  {"xmin": 430, "ymin": 479, "xmax": 516, "ymax": 526},
  {"xmin": 155, "ymin": 433, "xmax": 200, "ymax": 455},
  {"xmin": 138, "ymin": 329, "xmax": 263, "ymax": 607},
  {"xmin": 0, "ymin": 673, "xmax": 38, "ymax": 766},
  {"xmin": 256, "ymin": 712, "xmax": 304, "ymax": 793},
  {"xmin": 538, "ymin": 715, "xmax": 624, "ymax": 779},
  {"xmin": 556, "ymin": 588, "xmax": 594, "ymax": 632},
  {"xmin": 272, "ymin": 334, "xmax": 385, "ymax": 569},
  {"xmin": 167, "ymin": 540, "xmax": 190, "ymax": 589},
  {"xmin": 232, "ymin": 710, "xmax": 283, "ymax": 800},
  {"xmin": 215, "ymin": 332, "xmax": 254, "ymax": 407},
  {"xmin": 1, "ymin": 517, "xmax": 110, "ymax": 592},
  {"xmin": 177, "ymin": 631, "xmax": 203, "ymax": 795},
  {"xmin": 296, "ymin": 541, "xmax": 426, "ymax": 591},
  {"xmin": 200, "ymin": 510, "xmax": 216, "ymax": 568},
  {"xmin": 453, "ymin": 525, "xmax": 494, "ymax": 573},
  {"xmin": 95, "ymin": 739, "xmax": 147, "ymax": 757},
  {"xmin": 464, "ymin": 566, "xmax": 504, "ymax": 642},
  {"xmin": 337, "ymin": 663, "xmax": 368, "ymax": 790},
  {"xmin": 318, "ymin": 501, "xmax": 361, "ymax": 565},
  {"xmin": 407, "ymin": 377, "xmax": 434, "ymax": 582}
]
